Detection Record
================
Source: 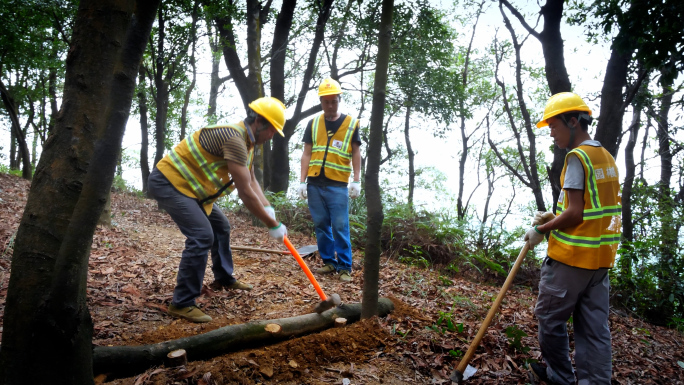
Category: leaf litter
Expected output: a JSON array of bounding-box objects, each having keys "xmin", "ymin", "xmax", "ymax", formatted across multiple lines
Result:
[{"xmin": 0, "ymin": 172, "xmax": 682, "ymax": 384}]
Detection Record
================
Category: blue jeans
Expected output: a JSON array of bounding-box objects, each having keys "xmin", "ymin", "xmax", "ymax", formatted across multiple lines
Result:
[
  {"xmin": 148, "ymin": 169, "xmax": 237, "ymax": 308},
  {"xmin": 307, "ymin": 184, "xmax": 352, "ymax": 271}
]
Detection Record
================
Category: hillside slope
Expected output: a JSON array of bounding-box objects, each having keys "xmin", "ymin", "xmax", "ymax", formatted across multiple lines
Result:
[{"xmin": 0, "ymin": 172, "xmax": 682, "ymax": 384}]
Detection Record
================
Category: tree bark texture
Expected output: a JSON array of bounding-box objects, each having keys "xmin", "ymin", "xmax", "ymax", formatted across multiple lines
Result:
[
  {"xmin": 0, "ymin": 1, "xmax": 159, "ymax": 384},
  {"xmin": 362, "ymin": 0, "xmax": 393, "ymax": 320},
  {"xmin": 94, "ymin": 299, "xmax": 395, "ymax": 379}
]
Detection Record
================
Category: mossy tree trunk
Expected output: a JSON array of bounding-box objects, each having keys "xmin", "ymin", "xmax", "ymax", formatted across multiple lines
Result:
[{"xmin": 0, "ymin": 1, "xmax": 159, "ymax": 384}]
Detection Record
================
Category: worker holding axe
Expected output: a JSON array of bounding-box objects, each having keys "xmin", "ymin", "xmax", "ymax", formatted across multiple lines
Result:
[
  {"xmin": 525, "ymin": 93, "xmax": 621, "ymax": 385},
  {"xmin": 148, "ymin": 97, "xmax": 289, "ymax": 323}
]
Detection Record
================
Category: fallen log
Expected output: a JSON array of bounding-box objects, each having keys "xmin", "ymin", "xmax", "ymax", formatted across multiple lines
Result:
[{"xmin": 93, "ymin": 298, "xmax": 394, "ymax": 378}]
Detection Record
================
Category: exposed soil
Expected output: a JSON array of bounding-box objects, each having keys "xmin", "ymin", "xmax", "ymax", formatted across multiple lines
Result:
[{"xmin": 0, "ymin": 172, "xmax": 682, "ymax": 384}]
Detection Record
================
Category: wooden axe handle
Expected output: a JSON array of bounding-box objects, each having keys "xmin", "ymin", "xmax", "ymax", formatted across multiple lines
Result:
[
  {"xmin": 231, "ymin": 245, "xmax": 290, "ymax": 254},
  {"xmin": 457, "ymin": 242, "xmax": 531, "ymax": 374}
]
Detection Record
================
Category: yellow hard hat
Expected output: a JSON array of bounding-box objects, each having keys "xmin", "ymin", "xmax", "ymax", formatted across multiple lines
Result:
[
  {"xmin": 318, "ymin": 78, "xmax": 342, "ymax": 97},
  {"xmin": 537, "ymin": 92, "xmax": 592, "ymax": 128},
  {"xmin": 248, "ymin": 96, "xmax": 286, "ymax": 136}
]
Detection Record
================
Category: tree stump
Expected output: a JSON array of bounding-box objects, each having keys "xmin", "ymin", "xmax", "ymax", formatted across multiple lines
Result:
[
  {"xmin": 334, "ymin": 317, "xmax": 347, "ymax": 327},
  {"xmin": 264, "ymin": 323, "xmax": 282, "ymax": 335},
  {"xmin": 165, "ymin": 349, "xmax": 187, "ymax": 367}
]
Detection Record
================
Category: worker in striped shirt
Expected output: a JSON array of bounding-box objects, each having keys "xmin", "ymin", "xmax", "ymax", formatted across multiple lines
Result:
[{"xmin": 148, "ymin": 97, "xmax": 288, "ymax": 323}]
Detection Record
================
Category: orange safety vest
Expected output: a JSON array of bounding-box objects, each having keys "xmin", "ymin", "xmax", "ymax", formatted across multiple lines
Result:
[
  {"xmin": 156, "ymin": 123, "xmax": 254, "ymax": 214},
  {"xmin": 307, "ymin": 114, "xmax": 358, "ymax": 183},
  {"xmin": 548, "ymin": 145, "xmax": 622, "ymax": 269}
]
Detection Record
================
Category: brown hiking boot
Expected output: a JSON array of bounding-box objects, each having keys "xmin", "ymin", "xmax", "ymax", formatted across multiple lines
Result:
[
  {"xmin": 168, "ymin": 304, "xmax": 212, "ymax": 323},
  {"xmin": 339, "ymin": 270, "xmax": 352, "ymax": 282},
  {"xmin": 316, "ymin": 264, "xmax": 336, "ymax": 274},
  {"xmin": 209, "ymin": 280, "xmax": 253, "ymax": 291}
]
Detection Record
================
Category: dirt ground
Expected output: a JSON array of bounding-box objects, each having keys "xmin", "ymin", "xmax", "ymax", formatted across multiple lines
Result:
[{"xmin": 1, "ymin": 172, "xmax": 683, "ymax": 384}]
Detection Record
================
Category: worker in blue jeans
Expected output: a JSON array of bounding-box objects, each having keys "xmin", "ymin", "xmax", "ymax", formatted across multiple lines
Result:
[{"xmin": 299, "ymin": 78, "xmax": 361, "ymax": 282}]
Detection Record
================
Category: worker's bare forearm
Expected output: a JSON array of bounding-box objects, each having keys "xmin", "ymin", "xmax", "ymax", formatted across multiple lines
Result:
[
  {"xmin": 300, "ymin": 145, "xmax": 312, "ymax": 183},
  {"xmin": 238, "ymin": 188, "xmax": 279, "ymax": 228},
  {"xmin": 351, "ymin": 143, "xmax": 361, "ymax": 182},
  {"xmin": 537, "ymin": 189, "xmax": 584, "ymax": 233}
]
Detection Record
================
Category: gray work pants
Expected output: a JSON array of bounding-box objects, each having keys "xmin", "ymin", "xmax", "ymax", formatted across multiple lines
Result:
[
  {"xmin": 535, "ymin": 257, "xmax": 612, "ymax": 385},
  {"xmin": 148, "ymin": 168, "xmax": 236, "ymax": 308}
]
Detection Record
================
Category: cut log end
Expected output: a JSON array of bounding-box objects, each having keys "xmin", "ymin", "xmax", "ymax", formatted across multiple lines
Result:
[
  {"xmin": 166, "ymin": 349, "xmax": 187, "ymax": 367},
  {"xmin": 264, "ymin": 323, "xmax": 282, "ymax": 334},
  {"xmin": 334, "ymin": 317, "xmax": 347, "ymax": 328}
]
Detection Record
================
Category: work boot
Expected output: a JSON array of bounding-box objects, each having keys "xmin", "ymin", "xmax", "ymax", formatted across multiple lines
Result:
[
  {"xmin": 168, "ymin": 304, "xmax": 212, "ymax": 323},
  {"xmin": 529, "ymin": 362, "xmax": 563, "ymax": 385},
  {"xmin": 339, "ymin": 270, "xmax": 352, "ymax": 282},
  {"xmin": 316, "ymin": 264, "xmax": 336, "ymax": 274},
  {"xmin": 210, "ymin": 280, "xmax": 253, "ymax": 291}
]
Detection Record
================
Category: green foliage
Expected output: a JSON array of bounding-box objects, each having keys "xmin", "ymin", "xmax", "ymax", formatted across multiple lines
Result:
[
  {"xmin": 264, "ymin": 191, "xmax": 314, "ymax": 234},
  {"xmin": 504, "ymin": 325, "xmax": 530, "ymax": 354},
  {"xmin": 426, "ymin": 310, "xmax": 464, "ymax": 335},
  {"xmin": 0, "ymin": 163, "xmax": 23, "ymax": 177},
  {"xmin": 568, "ymin": 0, "xmax": 684, "ymax": 82},
  {"xmin": 611, "ymin": 179, "xmax": 684, "ymax": 326}
]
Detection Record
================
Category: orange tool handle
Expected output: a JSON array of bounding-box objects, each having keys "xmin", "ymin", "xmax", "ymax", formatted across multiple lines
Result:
[{"xmin": 284, "ymin": 236, "xmax": 327, "ymax": 301}]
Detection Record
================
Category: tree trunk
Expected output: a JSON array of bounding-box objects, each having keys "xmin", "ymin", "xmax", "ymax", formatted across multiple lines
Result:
[
  {"xmin": 622, "ymin": 103, "xmax": 642, "ymax": 244},
  {"xmin": 538, "ymin": 0, "xmax": 571, "ymax": 211},
  {"xmin": 179, "ymin": 1, "xmax": 199, "ymax": 142},
  {"xmin": 206, "ymin": 19, "xmax": 223, "ymax": 123},
  {"xmin": 94, "ymin": 299, "xmax": 394, "ymax": 379},
  {"xmin": 268, "ymin": 0, "xmax": 333, "ymax": 193},
  {"xmin": 362, "ymin": 0, "xmax": 393, "ymax": 320},
  {"xmin": 404, "ymin": 105, "xmax": 415, "ymax": 209},
  {"xmin": 153, "ymin": 8, "xmax": 170, "ymax": 167},
  {"xmin": 138, "ymin": 68, "xmax": 151, "ymax": 196},
  {"xmin": 655, "ymin": 73, "xmax": 675, "ymax": 287},
  {"xmin": 0, "ymin": 79, "xmax": 33, "ymax": 180},
  {"xmin": 0, "ymin": 1, "xmax": 158, "ymax": 384}
]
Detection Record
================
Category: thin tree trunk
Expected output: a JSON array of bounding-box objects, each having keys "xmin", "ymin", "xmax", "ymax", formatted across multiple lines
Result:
[
  {"xmin": 0, "ymin": 1, "xmax": 158, "ymax": 383},
  {"xmin": 362, "ymin": 0, "xmax": 393, "ymax": 320},
  {"xmin": 268, "ymin": 0, "xmax": 333, "ymax": 193},
  {"xmin": 655, "ymin": 73, "xmax": 675, "ymax": 282},
  {"xmin": 404, "ymin": 105, "xmax": 414, "ymax": 209},
  {"xmin": 0, "ymin": 79, "xmax": 32, "ymax": 180},
  {"xmin": 622, "ymin": 104, "xmax": 641, "ymax": 243},
  {"xmin": 138, "ymin": 68, "xmax": 151, "ymax": 195},
  {"xmin": 180, "ymin": 1, "xmax": 199, "ymax": 141}
]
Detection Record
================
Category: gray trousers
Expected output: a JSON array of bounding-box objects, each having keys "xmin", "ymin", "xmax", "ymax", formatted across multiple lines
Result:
[
  {"xmin": 535, "ymin": 257, "xmax": 612, "ymax": 385},
  {"xmin": 148, "ymin": 169, "xmax": 236, "ymax": 308}
]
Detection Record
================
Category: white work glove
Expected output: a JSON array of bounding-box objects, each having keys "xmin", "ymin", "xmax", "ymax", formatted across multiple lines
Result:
[
  {"xmin": 533, "ymin": 211, "xmax": 556, "ymax": 226},
  {"xmin": 297, "ymin": 183, "xmax": 307, "ymax": 200},
  {"xmin": 268, "ymin": 222, "xmax": 288, "ymax": 243},
  {"xmin": 524, "ymin": 226, "xmax": 546, "ymax": 248},
  {"xmin": 349, "ymin": 181, "xmax": 361, "ymax": 199},
  {"xmin": 264, "ymin": 205, "xmax": 276, "ymax": 220}
]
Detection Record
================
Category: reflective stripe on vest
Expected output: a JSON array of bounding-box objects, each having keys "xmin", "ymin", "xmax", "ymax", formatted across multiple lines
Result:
[
  {"xmin": 548, "ymin": 146, "xmax": 622, "ymax": 269},
  {"xmin": 157, "ymin": 123, "xmax": 253, "ymax": 213},
  {"xmin": 308, "ymin": 114, "xmax": 357, "ymax": 182}
]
